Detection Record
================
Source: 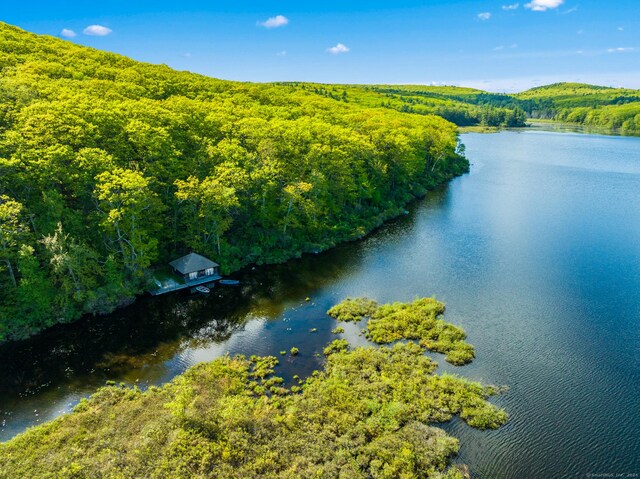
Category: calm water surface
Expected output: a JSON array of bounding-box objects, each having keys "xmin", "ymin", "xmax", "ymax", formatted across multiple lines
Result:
[{"xmin": 1, "ymin": 127, "xmax": 640, "ymax": 478}]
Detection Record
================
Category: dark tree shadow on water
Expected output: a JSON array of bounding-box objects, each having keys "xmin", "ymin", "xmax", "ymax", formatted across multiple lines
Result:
[{"xmin": 0, "ymin": 183, "xmax": 451, "ymax": 402}]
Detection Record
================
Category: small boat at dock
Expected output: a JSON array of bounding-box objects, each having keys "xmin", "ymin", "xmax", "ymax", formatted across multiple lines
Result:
[
  {"xmin": 219, "ymin": 279, "xmax": 240, "ymax": 286},
  {"xmin": 194, "ymin": 285, "xmax": 210, "ymax": 294}
]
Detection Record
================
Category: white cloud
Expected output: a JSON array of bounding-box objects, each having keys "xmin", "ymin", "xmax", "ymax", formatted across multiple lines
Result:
[
  {"xmin": 477, "ymin": 12, "xmax": 492, "ymax": 20},
  {"xmin": 258, "ymin": 15, "xmax": 289, "ymax": 28},
  {"xmin": 83, "ymin": 25, "xmax": 112, "ymax": 36},
  {"xmin": 525, "ymin": 0, "xmax": 564, "ymax": 11},
  {"xmin": 607, "ymin": 47, "xmax": 636, "ymax": 53},
  {"xmin": 494, "ymin": 43, "xmax": 518, "ymax": 51},
  {"xmin": 327, "ymin": 43, "xmax": 350, "ymax": 54},
  {"xmin": 502, "ymin": 3, "xmax": 520, "ymax": 10},
  {"xmin": 60, "ymin": 28, "xmax": 76, "ymax": 38},
  {"xmin": 618, "ymin": 26, "xmax": 624, "ymax": 31}
]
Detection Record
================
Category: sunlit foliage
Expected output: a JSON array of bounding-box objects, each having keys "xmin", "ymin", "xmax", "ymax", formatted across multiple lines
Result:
[
  {"xmin": 327, "ymin": 297, "xmax": 379, "ymax": 322},
  {"xmin": 329, "ymin": 297, "xmax": 475, "ymax": 365},
  {"xmin": 515, "ymin": 82, "xmax": 640, "ymax": 130},
  {"xmin": 286, "ymin": 83, "xmax": 528, "ymax": 127},
  {"xmin": 0, "ymin": 23, "xmax": 468, "ymax": 341},
  {"xmin": 0, "ymin": 299, "xmax": 506, "ymax": 478}
]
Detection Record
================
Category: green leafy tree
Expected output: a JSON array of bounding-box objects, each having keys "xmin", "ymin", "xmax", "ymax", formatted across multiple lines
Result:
[
  {"xmin": 41, "ymin": 223, "xmax": 100, "ymax": 314},
  {"xmin": 0, "ymin": 194, "xmax": 27, "ymax": 287},
  {"xmin": 175, "ymin": 175, "xmax": 239, "ymax": 256},
  {"xmin": 13, "ymin": 245, "xmax": 56, "ymax": 338},
  {"xmin": 282, "ymin": 181, "xmax": 314, "ymax": 237},
  {"xmin": 94, "ymin": 168, "xmax": 163, "ymax": 276}
]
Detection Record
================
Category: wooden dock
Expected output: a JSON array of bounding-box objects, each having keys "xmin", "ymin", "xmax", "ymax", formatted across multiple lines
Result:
[{"xmin": 150, "ymin": 274, "xmax": 222, "ymax": 296}]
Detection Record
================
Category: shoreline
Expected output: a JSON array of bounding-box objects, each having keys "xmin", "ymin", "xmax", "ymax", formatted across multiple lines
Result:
[
  {"xmin": 4, "ymin": 117, "xmax": 634, "ymax": 349},
  {"xmin": 458, "ymin": 120, "xmax": 640, "ymax": 137},
  {"xmin": 526, "ymin": 119, "xmax": 640, "ymax": 137},
  {"xmin": 0, "ymin": 162, "xmax": 468, "ymax": 349}
]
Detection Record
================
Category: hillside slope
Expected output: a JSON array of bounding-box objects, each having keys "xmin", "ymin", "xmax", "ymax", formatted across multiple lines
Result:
[
  {"xmin": 292, "ymin": 81, "xmax": 640, "ymax": 132},
  {"xmin": 515, "ymin": 82, "xmax": 640, "ymax": 129},
  {"xmin": 286, "ymin": 83, "xmax": 527, "ymax": 127},
  {"xmin": 0, "ymin": 23, "xmax": 468, "ymax": 341}
]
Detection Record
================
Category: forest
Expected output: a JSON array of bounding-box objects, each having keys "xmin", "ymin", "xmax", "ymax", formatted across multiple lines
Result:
[
  {"xmin": 287, "ymin": 83, "xmax": 529, "ymax": 127},
  {"xmin": 0, "ymin": 298, "xmax": 507, "ymax": 479},
  {"xmin": 1, "ymin": 22, "xmax": 638, "ymax": 344},
  {"xmin": 0, "ymin": 23, "xmax": 469, "ymax": 342},
  {"xmin": 292, "ymin": 81, "xmax": 640, "ymax": 132},
  {"xmin": 514, "ymin": 83, "xmax": 640, "ymax": 130},
  {"xmin": 392, "ymin": 82, "xmax": 640, "ymax": 132}
]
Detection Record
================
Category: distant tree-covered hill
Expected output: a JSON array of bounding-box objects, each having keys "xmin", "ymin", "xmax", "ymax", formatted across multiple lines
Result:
[
  {"xmin": 284, "ymin": 83, "xmax": 528, "ymax": 127},
  {"xmin": 514, "ymin": 82, "xmax": 640, "ymax": 130},
  {"xmin": 284, "ymin": 81, "xmax": 640, "ymax": 133}
]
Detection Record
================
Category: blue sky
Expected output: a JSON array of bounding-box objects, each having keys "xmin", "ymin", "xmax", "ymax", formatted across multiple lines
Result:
[{"xmin": 3, "ymin": 0, "xmax": 639, "ymax": 91}]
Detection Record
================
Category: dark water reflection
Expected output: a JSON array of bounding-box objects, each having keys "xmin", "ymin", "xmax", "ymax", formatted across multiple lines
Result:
[{"xmin": 2, "ymin": 127, "xmax": 640, "ymax": 479}]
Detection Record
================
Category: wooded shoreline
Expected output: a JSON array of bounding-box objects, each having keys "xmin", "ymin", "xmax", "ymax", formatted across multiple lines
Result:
[
  {"xmin": 0, "ymin": 23, "xmax": 468, "ymax": 343},
  {"xmin": 2, "ymin": 22, "xmax": 639, "ymax": 344}
]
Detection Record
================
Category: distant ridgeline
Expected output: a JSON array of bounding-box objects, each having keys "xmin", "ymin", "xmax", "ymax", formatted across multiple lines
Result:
[
  {"xmin": 285, "ymin": 82, "xmax": 640, "ymax": 132},
  {"xmin": 284, "ymin": 83, "xmax": 529, "ymax": 127},
  {"xmin": 514, "ymin": 83, "xmax": 640, "ymax": 131},
  {"xmin": 0, "ymin": 23, "xmax": 469, "ymax": 342}
]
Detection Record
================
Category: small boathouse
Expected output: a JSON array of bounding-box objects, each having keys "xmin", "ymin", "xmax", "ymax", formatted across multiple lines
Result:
[
  {"xmin": 170, "ymin": 253, "xmax": 219, "ymax": 281},
  {"xmin": 150, "ymin": 253, "xmax": 222, "ymax": 296}
]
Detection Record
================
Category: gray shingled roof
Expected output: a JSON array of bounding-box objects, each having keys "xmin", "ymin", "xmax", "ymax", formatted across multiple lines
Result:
[{"xmin": 169, "ymin": 253, "xmax": 219, "ymax": 274}]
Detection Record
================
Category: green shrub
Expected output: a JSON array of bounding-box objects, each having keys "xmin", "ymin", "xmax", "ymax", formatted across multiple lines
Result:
[
  {"xmin": 0, "ymin": 332, "xmax": 507, "ymax": 479},
  {"xmin": 327, "ymin": 297, "xmax": 379, "ymax": 322},
  {"xmin": 329, "ymin": 297, "xmax": 475, "ymax": 365}
]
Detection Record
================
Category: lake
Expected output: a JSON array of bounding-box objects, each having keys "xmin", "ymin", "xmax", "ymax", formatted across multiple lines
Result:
[{"xmin": 1, "ymin": 126, "xmax": 639, "ymax": 478}]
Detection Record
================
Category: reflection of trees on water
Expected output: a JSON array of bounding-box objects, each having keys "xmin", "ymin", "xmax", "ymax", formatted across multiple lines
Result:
[{"xmin": 0, "ymin": 184, "xmax": 450, "ymax": 402}]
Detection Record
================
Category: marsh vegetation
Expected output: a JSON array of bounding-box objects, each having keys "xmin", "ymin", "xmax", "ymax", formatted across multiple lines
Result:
[
  {"xmin": 0, "ymin": 297, "xmax": 506, "ymax": 478},
  {"xmin": 328, "ymin": 297, "xmax": 475, "ymax": 365}
]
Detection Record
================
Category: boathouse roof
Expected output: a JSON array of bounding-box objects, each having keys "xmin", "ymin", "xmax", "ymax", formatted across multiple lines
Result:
[{"xmin": 169, "ymin": 253, "xmax": 219, "ymax": 274}]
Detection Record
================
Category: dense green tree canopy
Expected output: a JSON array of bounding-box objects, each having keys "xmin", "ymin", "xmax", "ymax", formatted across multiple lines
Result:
[
  {"xmin": 283, "ymin": 82, "xmax": 640, "ymax": 133},
  {"xmin": 0, "ymin": 23, "xmax": 468, "ymax": 341},
  {"xmin": 1, "ymin": 21, "xmax": 634, "ymax": 342},
  {"xmin": 514, "ymin": 83, "xmax": 640, "ymax": 130}
]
